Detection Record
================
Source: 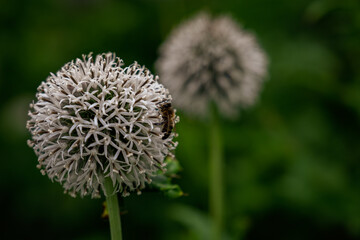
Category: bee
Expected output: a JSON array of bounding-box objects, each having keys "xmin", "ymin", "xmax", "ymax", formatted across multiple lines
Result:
[{"xmin": 158, "ymin": 100, "xmax": 176, "ymax": 140}]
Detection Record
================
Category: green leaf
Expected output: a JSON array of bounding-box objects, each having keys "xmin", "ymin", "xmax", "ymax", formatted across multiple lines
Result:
[{"xmin": 150, "ymin": 156, "xmax": 184, "ymax": 198}]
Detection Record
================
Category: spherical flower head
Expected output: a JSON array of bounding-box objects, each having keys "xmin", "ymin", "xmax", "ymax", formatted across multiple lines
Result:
[
  {"xmin": 26, "ymin": 53, "xmax": 179, "ymax": 198},
  {"xmin": 156, "ymin": 12, "xmax": 268, "ymax": 117}
]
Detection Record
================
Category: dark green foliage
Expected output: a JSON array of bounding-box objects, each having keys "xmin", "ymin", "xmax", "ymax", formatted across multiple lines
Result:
[{"xmin": 1, "ymin": 0, "xmax": 360, "ymax": 239}]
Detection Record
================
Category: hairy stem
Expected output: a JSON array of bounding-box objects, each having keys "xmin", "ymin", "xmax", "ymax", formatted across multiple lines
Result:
[{"xmin": 104, "ymin": 178, "xmax": 123, "ymax": 240}]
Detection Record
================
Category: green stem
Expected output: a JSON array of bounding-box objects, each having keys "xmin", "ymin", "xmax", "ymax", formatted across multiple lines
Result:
[
  {"xmin": 209, "ymin": 105, "xmax": 224, "ymax": 240},
  {"xmin": 104, "ymin": 178, "xmax": 123, "ymax": 240}
]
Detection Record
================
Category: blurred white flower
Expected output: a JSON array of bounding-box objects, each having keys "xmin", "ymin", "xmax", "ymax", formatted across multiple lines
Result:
[
  {"xmin": 27, "ymin": 53, "xmax": 178, "ymax": 198},
  {"xmin": 156, "ymin": 12, "xmax": 268, "ymax": 117}
]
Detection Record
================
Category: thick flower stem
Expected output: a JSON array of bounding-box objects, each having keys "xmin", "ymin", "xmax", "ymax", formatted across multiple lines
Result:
[
  {"xmin": 209, "ymin": 105, "xmax": 224, "ymax": 240},
  {"xmin": 104, "ymin": 178, "xmax": 123, "ymax": 240}
]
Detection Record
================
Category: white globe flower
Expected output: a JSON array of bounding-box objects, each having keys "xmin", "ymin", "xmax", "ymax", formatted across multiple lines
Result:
[
  {"xmin": 27, "ymin": 53, "xmax": 179, "ymax": 198},
  {"xmin": 156, "ymin": 12, "xmax": 268, "ymax": 117}
]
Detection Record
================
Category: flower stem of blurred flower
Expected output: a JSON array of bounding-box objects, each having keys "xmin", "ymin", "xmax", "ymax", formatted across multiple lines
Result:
[
  {"xmin": 209, "ymin": 104, "xmax": 224, "ymax": 240},
  {"xmin": 104, "ymin": 178, "xmax": 123, "ymax": 240}
]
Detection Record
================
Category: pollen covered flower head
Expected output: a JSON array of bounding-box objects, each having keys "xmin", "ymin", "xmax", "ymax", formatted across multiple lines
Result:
[
  {"xmin": 156, "ymin": 12, "xmax": 268, "ymax": 117},
  {"xmin": 26, "ymin": 53, "xmax": 178, "ymax": 198}
]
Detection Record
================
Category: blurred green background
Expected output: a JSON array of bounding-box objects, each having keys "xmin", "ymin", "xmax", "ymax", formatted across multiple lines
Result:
[{"xmin": 1, "ymin": 0, "xmax": 360, "ymax": 239}]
